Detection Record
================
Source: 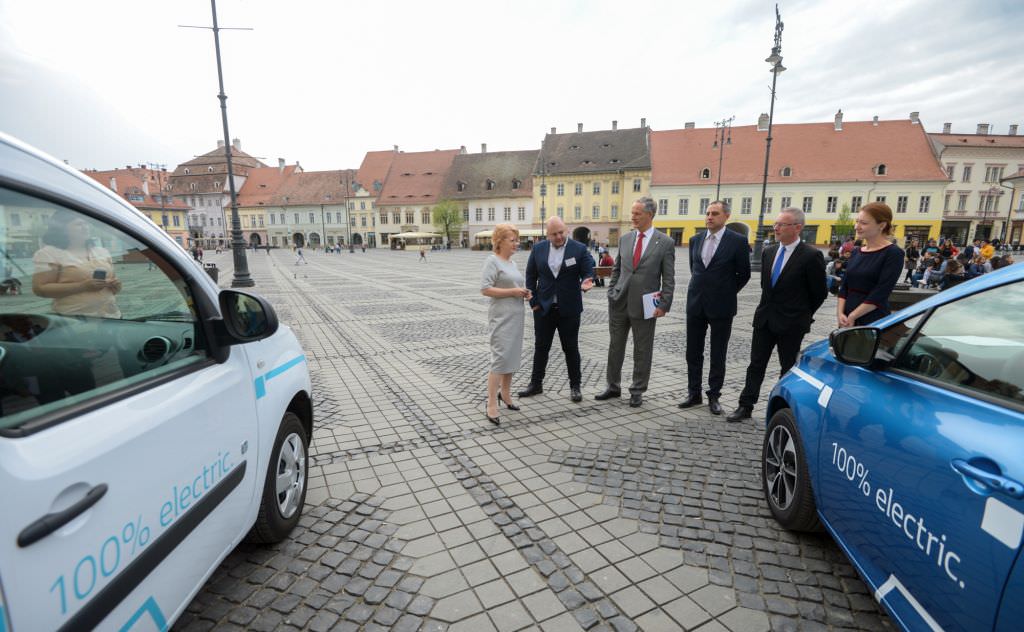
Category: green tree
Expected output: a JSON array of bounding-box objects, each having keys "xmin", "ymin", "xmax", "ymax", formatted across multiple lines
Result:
[
  {"xmin": 833, "ymin": 204, "xmax": 854, "ymax": 241},
  {"xmin": 431, "ymin": 199, "xmax": 465, "ymax": 246}
]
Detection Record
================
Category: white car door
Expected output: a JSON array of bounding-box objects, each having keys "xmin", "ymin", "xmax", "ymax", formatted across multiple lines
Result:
[{"xmin": 0, "ymin": 191, "xmax": 257, "ymax": 631}]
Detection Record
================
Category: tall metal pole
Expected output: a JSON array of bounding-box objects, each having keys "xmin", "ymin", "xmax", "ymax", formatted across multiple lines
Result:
[
  {"xmin": 752, "ymin": 5, "xmax": 784, "ymax": 272},
  {"xmin": 209, "ymin": 0, "xmax": 253, "ymax": 287},
  {"xmin": 713, "ymin": 116, "xmax": 733, "ymax": 200}
]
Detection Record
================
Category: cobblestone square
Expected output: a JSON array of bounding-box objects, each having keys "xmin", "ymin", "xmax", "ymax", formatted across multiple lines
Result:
[{"xmin": 173, "ymin": 246, "xmax": 891, "ymax": 632}]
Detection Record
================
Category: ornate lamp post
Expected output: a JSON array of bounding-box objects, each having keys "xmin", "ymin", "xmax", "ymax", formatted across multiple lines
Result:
[
  {"xmin": 712, "ymin": 116, "xmax": 734, "ymax": 200},
  {"xmin": 752, "ymin": 4, "xmax": 786, "ymax": 271}
]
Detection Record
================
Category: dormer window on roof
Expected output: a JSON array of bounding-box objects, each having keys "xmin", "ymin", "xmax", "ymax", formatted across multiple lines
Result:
[
  {"xmin": 457, "ymin": 181, "xmax": 467, "ymax": 192},
  {"xmin": 569, "ymin": 145, "xmax": 580, "ymax": 150},
  {"xmin": 874, "ymin": 164, "xmax": 888, "ymax": 176},
  {"xmin": 184, "ymin": 168, "xmax": 191, "ymax": 175},
  {"xmin": 700, "ymin": 168, "xmax": 711, "ymax": 179},
  {"xmin": 609, "ymin": 159, "xmax": 620, "ymax": 164},
  {"xmin": 402, "ymin": 172, "xmax": 413, "ymax": 176},
  {"xmin": 581, "ymin": 160, "xmax": 593, "ymax": 166},
  {"xmin": 780, "ymin": 167, "xmax": 792, "ymax": 177},
  {"xmin": 511, "ymin": 179, "xmax": 521, "ymax": 190},
  {"xmin": 424, "ymin": 171, "xmax": 434, "ymax": 176},
  {"xmin": 486, "ymin": 179, "xmax": 495, "ymax": 191},
  {"xmin": 207, "ymin": 166, "xmax": 214, "ymax": 172}
]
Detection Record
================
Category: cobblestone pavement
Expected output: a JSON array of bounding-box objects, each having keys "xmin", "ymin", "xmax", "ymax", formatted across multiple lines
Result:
[{"xmin": 173, "ymin": 247, "xmax": 892, "ymax": 632}]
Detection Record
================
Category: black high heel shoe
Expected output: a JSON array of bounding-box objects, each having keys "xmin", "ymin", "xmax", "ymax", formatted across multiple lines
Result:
[
  {"xmin": 497, "ymin": 393, "xmax": 521, "ymax": 411},
  {"xmin": 485, "ymin": 411, "xmax": 500, "ymax": 425}
]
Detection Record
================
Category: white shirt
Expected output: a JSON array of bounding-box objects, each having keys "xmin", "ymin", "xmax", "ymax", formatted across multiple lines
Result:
[
  {"xmin": 702, "ymin": 228, "xmax": 724, "ymax": 266},
  {"xmin": 634, "ymin": 226, "xmax": 655, "ymax": 260},
  {"xmin": 770, "ymin": 238, "xmax": 801, "ymax": 276},
  {"xmin": 548, "ymin": 242, "xmax": 566, "ymax": 278}
]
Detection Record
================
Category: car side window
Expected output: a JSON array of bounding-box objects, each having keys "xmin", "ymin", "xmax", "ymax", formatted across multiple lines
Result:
[
  {"xmin": 876, "ymin": 313, "xmax": 923, "ymax": 362},
  {"xmin": 0, "ymin": 188, "xmax": 207, "ymax": 430},
  {"xmin": 893, "ymin": 281, "xmax": 1024, "ymax": 405}
]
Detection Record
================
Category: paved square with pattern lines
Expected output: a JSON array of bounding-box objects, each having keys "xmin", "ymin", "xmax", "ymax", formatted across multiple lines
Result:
[{"xmin": 172, "ymin": 246, "xmax": 892, "ymax": 632}]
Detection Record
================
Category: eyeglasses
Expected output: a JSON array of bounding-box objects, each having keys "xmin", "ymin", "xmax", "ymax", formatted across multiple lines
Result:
[{"xmin": 773, "ymin": 222, "xmax": 800, "ymax": 228}]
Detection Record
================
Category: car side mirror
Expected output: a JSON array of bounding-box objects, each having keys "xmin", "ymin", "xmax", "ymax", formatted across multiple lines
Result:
[
  {"xmin": 830, "ymin": 326, "xmax": 880, "ymax": 367},
  {"xmin": 217, "ymin": 290, "xmax": 279, "ymax": 343}
]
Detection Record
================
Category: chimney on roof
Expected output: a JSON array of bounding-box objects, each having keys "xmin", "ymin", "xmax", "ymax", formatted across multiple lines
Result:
[
  {"xmin": 232, "ymin": 138, "xmax": 241, "ymax": 150},
  {"xmin": 909, "ymin": 112, "xmax": 920, "ymax": 124},
  {"xmin": 757, "ymin": 113, "xmax": 769, "ymax": 131},
  {"xmin": 612, "ymin": 120, "xmax": 617, "ymax": 130},
  {"xmin": 142, "ymin": 180, "xmax": 149, "ymax": 195},
  {"xmin": 278, "ymin": 158, "xmax": 285, "ymax": 173},
  {"xmin": 1010, "ymin": 124, "xmax": 1019, "ymax": 136},
  {"xmin": 873, "ymin": 116, "xmax": 879, "ymax": 126},
  {"xmin": 481, "ymin": 143, "xmax": 487, "ymax": 153},
  {"xmin": 550, "ymin": 127, "xmax": 556, "ymax": 134},
  {"xmin": 640, "ymin": 117, "xmax": 646, "ymax": 128},
  {"xmin": 943, "ymin": 122, "xmax": 952, "ymax": 134},
  {"xmin": 109, "ymin": 177, "xmax": 117, "ymax": 192},
  {"xmin": 684, "ymin": 122, "xmax": 695, "ymax": 129},
  {"xmin": 577, "ymin": 123, "xmax": 583, "ymax": 133},
  {"xmin": 217, "ymin": 140, "xmax": 224, "ymax": 149},
  {"xmin": 459, "ymin": 145, "xmax": 466, "ymax": 154},
  {"xmin": 977, "ymin": 123, "xmax": 990, "ymax": 135},
  {"xmin": 834, "ymin": 109, "xmax": 843, "ymax": 131},
  {"xmin": 394, "ymin": 144, "xmax": 399, "ymax": 152}
]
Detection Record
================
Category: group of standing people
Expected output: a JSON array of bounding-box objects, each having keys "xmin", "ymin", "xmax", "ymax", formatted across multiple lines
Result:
[{"xmin": 479, "ymin": 198, "xmax": 907, "ymax": 425}]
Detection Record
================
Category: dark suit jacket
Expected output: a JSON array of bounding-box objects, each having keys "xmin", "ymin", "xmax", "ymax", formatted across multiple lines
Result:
[
  {"xmin": 687, "ymin": 228, "xmax": 751, "ymax": 319},
  {"xmin": 525, "ymin": 239, "xmax": 595, "ymax": 316},
  {"xmin": 753, "ymin": 241, "xmax": 828, "ymax": 334}
]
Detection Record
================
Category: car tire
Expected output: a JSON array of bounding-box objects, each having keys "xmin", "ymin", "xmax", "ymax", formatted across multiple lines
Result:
[
  {"xmin": 762, "ymin": 408, "xmax": 821, "ymax": 532},
  {"xmin": 248, "ymin": 411, "xmax": 308, "ymax": 544}
]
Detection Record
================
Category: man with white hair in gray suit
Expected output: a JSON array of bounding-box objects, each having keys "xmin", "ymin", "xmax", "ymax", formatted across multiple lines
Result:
[{"xmin": 595, "ymin": 197, "xmax": 676, "ymax": 408}]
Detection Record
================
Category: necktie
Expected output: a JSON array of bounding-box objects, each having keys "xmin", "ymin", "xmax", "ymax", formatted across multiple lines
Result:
[
  {"xmin": 632, "ymin": 231, "xmax": 644, "ymax": 268},
  {"xmin": 702, "ymin": 234, "xmax": 715, "ymax": 267},
  {"xmin": 771, "ymin": 245, "xmax": 786, "ymax": 287}
]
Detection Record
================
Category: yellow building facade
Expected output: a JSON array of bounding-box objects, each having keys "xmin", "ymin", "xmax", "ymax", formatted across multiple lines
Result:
[{"xmin": 532, "ymin": 168, "xmax": 649, "ymax": 245}]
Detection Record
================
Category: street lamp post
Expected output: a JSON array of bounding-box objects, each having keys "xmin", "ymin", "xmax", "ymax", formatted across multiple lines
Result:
[
  {"xmin": 752, "ymin": 4, "xmax": 785, "ymax": 272},
  {"xmin": 712, "ymin": 116, "xmax": 734, "ymax": 200}
]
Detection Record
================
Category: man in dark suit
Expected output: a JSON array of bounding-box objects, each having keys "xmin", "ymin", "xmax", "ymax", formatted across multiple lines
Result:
[
  {"xmin": 519, "ymin": 217, "xmax": 595, "ymax": 402},
  {"xmin": 679, "ymin": 200, "xmax": 751, "ymax": 415},
  {"xmin": 596, "ymin": 197, "xmax": 675, "ymax": 407},
  {"xmin": 727, "ymin": 208, "xmax": 827, "ymax": 421}
]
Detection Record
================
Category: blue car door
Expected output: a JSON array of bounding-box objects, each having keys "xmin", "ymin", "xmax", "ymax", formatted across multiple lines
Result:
[{"xmin": 816, "ymin": 281, "xmax": 1024, "ymax": 632}]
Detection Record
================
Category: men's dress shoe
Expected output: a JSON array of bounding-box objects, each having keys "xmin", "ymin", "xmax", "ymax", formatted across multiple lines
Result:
[
  {"xmin": 517, "ymin": 383, "xmax": 543, "ymax": 397},
  {"xmin": 677, "ymin": 394, "xmax": 703, "ymax": 408},
  {"xmin": 629, "ymin": 393, "xmax": 643, "ymax": 408},
  {"xmin": 570, "ymin": 387, "xmax": 583, "ymax": 403},
  {"xmin": 594, "ymin": 388, "xmax": 622, "ymax": 400},
  {"xmin": 726, "ymin": 406, "xmax": 753, "ymax": 422},
  {"xmin": 708, "ymin": 398, "xmax": 723, "ymax": 416}
]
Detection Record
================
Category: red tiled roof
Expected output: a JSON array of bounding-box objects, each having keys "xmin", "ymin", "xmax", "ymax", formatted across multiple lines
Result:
[
  {"xmin": 377, "ymin": 149, "xmax": 462, "ymax": 207},
  {"xmin": 271, "ymin": 169, "xmax": 357, "ymax": 206},
  {"xmin": 82, "ymin": 167, "xmax": 189, "ymax": 210},
  {"xmin": 354, "ymin": 150, "xmax": 397, "ymax": 197},
  {"xmin": 651, "ymin": 120, "xmax": 948, "ymax": 186},
  {"xmin": 930, "ymin": 133, "xmax": 1024, "ymax": 149},
  {"xmin": 236, "ymin": 165, "xmax": 301, "ymax": 207}
]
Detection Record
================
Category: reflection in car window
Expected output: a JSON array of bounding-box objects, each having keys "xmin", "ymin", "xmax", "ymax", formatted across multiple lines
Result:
[
  {"xmin": 894, "ymin": 281, "xmax": 1024, "ymax": 405},
  {"xmin": 877, "ymin": 314, "xmax": 923, "ymax": 362},
  {"xmin": 0, "ymin": 188, "xmax": 206, "ymax": 429}
]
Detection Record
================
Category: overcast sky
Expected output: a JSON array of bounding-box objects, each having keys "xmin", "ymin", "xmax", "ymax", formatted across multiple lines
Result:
[{"xmin": 1, "ymin": 0, "xmax": 1021, "ymax": 172}]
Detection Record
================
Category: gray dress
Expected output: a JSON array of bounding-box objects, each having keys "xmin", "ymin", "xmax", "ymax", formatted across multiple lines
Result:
[{"xmin": 480, "ymin": 254, "xmax": 525, "ymax": 374}]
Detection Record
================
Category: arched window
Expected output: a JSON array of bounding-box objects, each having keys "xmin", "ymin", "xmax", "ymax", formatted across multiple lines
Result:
[
  {"xmin": 700, "ymin": 168, "xmax": 711, "ymax": 179},
  {"xmin": 875, "ymin": 164, "xmax": 888, "ymax": 176},
  {"xmin": 781, "ymin": 167, "xmax": 792, "ymax": 177}
]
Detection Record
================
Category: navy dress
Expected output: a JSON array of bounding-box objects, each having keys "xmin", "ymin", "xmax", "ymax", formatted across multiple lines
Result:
[{"xmin": 838, "ymin": 245, "xmax": 905, "ymax": 325}]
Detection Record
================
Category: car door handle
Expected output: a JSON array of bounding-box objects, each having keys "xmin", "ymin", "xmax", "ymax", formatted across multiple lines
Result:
[
  {"xmin": 951, "ymin": 459, "xmax": 1024, "ymax": 499},
  {"xmin": 17, "ymin": 483, "xmax": 108, "ymax": 547}
]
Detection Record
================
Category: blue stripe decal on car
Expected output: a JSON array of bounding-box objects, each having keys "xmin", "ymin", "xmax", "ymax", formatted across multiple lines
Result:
[
  {"xmin": 117, "ymin": 596, "xmax": 167, "ymax": 632},
  {"xmin": 254, "ymin": 355, "xmax": 305, "ymax": 399},
  {"xmin": 1, "ymin": 605, "xmax": 7, "ymax": 632}
]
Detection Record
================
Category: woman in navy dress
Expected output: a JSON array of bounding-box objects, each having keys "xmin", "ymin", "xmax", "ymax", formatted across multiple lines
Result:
[{"xmin": 838, "ymin": 202, "xmax": 905, "ymax": 327}]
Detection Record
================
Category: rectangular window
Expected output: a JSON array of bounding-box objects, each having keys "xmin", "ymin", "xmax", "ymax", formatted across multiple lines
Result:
[
  {"xmin": 293, "ymin": 213, "xmax": 300, "ymax": 224},
  {"xmin": 517, "ymin": 207, "xmax": 526, "ymax": 221},
  {"xmin": 503, "ymin": 207, "xmax": 511, "ymax": 221},
  {"xmin": 326, "ymin": 213, "xmax": 332, "ymax": 224},
  {"xmin": 540, "ymin": 184, "xmax": 547, "ymax": 196},
  {"xmin": 393, "ymin": 212, "xmax": 400, "ymax": 224},
  {"xmin": 722, "ymin": 197, "xmax": 732, "ymax": 212},
  {"xmin": 380, "ymin": 213, "xmax": 388, "ymax": 225},
  {"xmin": 557, "ymin": 206, "xmax": 564, "ymax": 218},
  {"xmin": 593, "ymin": 182, "xmax": 601, "ymax": 195},
  {"xmin": 475, "ymin": 208, "xmax": 483, "ymax": 222},
  {"xmin": 802, "ymin": 196, "xmax": 813, "ymax": 212},
  {"xmin": 421, "ymin": 210, "xmax": 430, "ymax": 224},
  {"xmin": 405, "ymin": 211, "xmax": 414, "ymax": 224},
  {"xmin": 985, "ymin": 166, "xmax": 1004, "ymax": 183},
  {"xmin": 463, "ymin": 209, "xmax": 470, "ymax": 222},
  {"xmin": 918, "ymin": 196, "xmax": 930, "ymax": 213},
  {"xmin": 957, "ymin": 194, "xmax": 967, "ymax": 211},
  {"xmin": 173, "ymin": 215, "xmax": 180, "ymax": 227},
  {"xmin": 896, "ymin": 195, "xmax": 908, "ymax": 213},
  {"xmin": 557, "ymin": 183, "xmax": 564, "ymax": 196},
  {"xmin": 962, "ymin": 165, "xmax": 972, "ymax": 183},
  {"xmin": 350, "ymin": 217, "xmax": 356, "ymax": 227},
  {"xmin": 487, "ymin": 208, "xmax": 495, "ymax": 221},
  {"xmin": 741, "ymin": 197, "xmax": 752, "ymax": 215},
  {"xmin": 611, "ymin": 205, "xmax": 618, "ymax": 219},
  {"xmin": 258, "ymin": 216, "xmax": 264, "ymax": 227},
  {"xmin": 946, "ymin": 165, "xmax": 954, "ymax": 179},
  {"xmin": 826, "ymin": 196, "xmax": 838, "ymax": 213},
  {"xmin": 699, "ymin": 198, "xmax": 710, "ymax": 213},
  {"xmin": 658, "ymin": 199, "xmax": 668, "ymax": 215},
  {"xmin": 765, "ymin": 198, "xmax": 773, "ymax": 214},
  {"xmin": 876, "ymin": 195, "xmax": 887, "ymax": 203},
  {"xmin": 279, "ymin": 213, "xmax": 285, "ymax": 225},
  {"xmin": 360, "ymin": 201, "xmax": 366, "ymax": 210},
  {"xmin": 592, "ymin": 204, "xmax": 600, "ymax": 219},
  {"xmin": 574, "ymin": 183, "xmax": 582, "ymax": 195},
  {"xmin": 361, "ymin": 216, "xmax": 367, "ymax": 227},
  {"xmin": 943, "ymin": 194, "xmax": 950, "ymax": 211},
  {"xmin": 309, "ymin": 212, "xmax": 315, "ymax": 223},
  {"xmin": 633, "ymin": 178, "xmax": 642, "ymax": 192},
  {"xmin": 678, "ymin": 198, "xmax": 688, "ymax": 215},
  {"xmin": 781, "ymin": 196, "xmax": 791, "ymax": 209},
  {"xmin": 612, "ymin": 181, "xmax": 620, "ymax": 194},
  {"xmin": 574, "ymin": 205, "xmax": 581, "ymax": 220},
  {"xmin": 851, "ymin": 196, "xmax": 862, "ymax": 211}
]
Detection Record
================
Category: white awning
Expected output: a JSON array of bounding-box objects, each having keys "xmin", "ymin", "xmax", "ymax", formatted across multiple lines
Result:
[{"xmin": 390, "ymin": 232, "xmax": 442, "ymax": 239}]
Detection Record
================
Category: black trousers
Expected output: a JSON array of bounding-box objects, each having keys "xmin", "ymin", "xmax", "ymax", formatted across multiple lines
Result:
[
  {"xmin": 529, "ymin": 306, "xmax": 582, "ymax": 388},
  {"xmin": 738, "ymin": 325, "xmax": 806, "ymax": 408},
  {"xmin": 686, "ymin": 313, "xmax": 733, "ymax": 398}
]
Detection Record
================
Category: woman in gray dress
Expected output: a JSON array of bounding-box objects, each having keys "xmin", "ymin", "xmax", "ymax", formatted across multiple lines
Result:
[{"xmin": 481, "ymin": 224, "xmax": 531, "ymax": 425}]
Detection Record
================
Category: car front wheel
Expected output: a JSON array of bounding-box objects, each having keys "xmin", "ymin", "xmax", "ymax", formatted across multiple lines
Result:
[
  {"xmin": 762, "ymin": 408, "xmax": 821, "ymax": 532},
  {"xmin": 248, "ymin": 411, "xmax": 308, "ymax": 543}
]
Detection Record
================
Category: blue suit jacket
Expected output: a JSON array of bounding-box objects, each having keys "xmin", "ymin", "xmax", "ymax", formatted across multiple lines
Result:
[
  {"xmin": 525, "ymin": 239, "xmax": 595, "ymax": 316},
  {"xmin": 686, "ymin": 228, "xmax": 751, "ymax": 319}
]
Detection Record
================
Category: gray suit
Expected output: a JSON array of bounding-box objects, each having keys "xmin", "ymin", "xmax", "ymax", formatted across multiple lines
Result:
[{"xmin": 605, "ymin": 228, "xmax": 676, "ymax": 394}]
